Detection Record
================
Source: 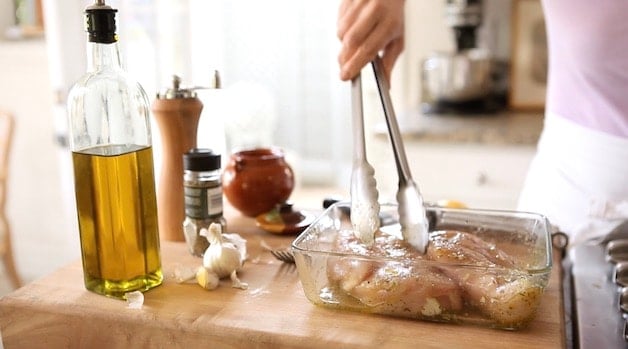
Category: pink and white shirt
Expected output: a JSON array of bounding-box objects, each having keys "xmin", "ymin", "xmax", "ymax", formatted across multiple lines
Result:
[
  {"xmin": 542, "ymin": 0, "xmax": 628, "ymax": 138},
  {"xmin": 517, "ymin": 1, "xmax": 628, "ymax": 243}
]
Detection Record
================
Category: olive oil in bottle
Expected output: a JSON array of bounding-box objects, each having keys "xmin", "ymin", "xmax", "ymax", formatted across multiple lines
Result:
[
  {"xmin": 72, "ymin": 145, "xmax": 162, "ymax": 297},
  {"xmin": 67, "ymin": 1, "xmax": 162, "ymax": 298}
]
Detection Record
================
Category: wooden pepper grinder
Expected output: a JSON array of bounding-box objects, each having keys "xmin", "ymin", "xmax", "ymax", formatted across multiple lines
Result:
[{"xmin": 152, "ymin": 73, "xmax": 220, "ymax": 241}]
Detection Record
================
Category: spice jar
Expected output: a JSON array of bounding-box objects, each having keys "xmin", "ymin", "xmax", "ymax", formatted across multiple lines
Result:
[{"xmin": 182, "ymin": 148, "xmax": 227, "ymax": 257}]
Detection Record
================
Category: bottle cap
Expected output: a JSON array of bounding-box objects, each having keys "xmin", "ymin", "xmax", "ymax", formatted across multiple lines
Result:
[
  {"xmin": 85, "ymin": 1, "xmax": 118, "ymax": 44},
  {"xmin": 183, "ymin": 148, "xmax": 221, "ymax": 171}
]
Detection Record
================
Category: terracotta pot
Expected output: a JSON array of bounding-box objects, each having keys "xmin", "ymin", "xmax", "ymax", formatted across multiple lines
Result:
[{"xmin": 222, "ymin": 147, "xmax": 295, "ymax": 217}]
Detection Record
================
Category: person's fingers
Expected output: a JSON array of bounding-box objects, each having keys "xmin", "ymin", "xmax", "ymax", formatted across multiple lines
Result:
[
  {"xmin": 339, "ymin": 35, "xmax": 380, "ymax": 80},
  {"xmin": 337, "ymin": 0, "xmax": 405, "ymax": 80},
  {"xmin": 337, "ymin": 0, "xmax": 360, "ymax": 40},
  {"xmin": 381, "ymin": 36, "xmax": 404, "ymax": 84},
  {"xmin": 338, "ymin": 42, "xmax": 375, "ymax": 80},
  {"xmin": 338, "ymin": 0, "xmax": 379, "ymax": 70},
  {"xmin": 340, "ymin": 15, "xmax": 396, "ymax": 80}
]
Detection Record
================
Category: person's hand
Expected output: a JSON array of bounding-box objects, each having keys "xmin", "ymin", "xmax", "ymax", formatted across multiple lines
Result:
[{"xmin": 337, "ymin": 0, "xmax": 405, "ymax": 82}]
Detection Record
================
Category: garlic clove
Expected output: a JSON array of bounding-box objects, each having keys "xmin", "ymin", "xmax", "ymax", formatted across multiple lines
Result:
[
  {"xmin": 202, "ymin": 223, "xmax": 224, "ymax": 245},
  {"xmin": 196, "ymin": 267, "xmax": 220, "ymax": 290}
]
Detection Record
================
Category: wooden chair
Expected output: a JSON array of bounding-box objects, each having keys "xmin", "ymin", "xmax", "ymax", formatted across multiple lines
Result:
[{"xmin": 0, "ymin": 111, "xmax": 22, "ymax": 289}]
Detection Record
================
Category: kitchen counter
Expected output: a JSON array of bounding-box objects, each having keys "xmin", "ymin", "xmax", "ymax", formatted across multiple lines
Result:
[
  {"xmin": 0, "ymin": 187, "xmax": 565, "ymax": 348},
  {"xmin": 374, "ymin": 110, "xmax": 544, "ymax": 145},
  {"xmin": 367, "ymin": 109, "xmax": 543, "ymax": 209}
]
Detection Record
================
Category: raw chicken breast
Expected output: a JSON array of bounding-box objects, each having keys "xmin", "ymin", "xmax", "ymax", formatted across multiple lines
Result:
[
  {"xmin": 327, "ymin": 229, "xmax": 544, "ymax": 328},
  {"xmin": 327, "ymin": 230, "xmax": 464, "ymax": 317},
  {"xmin": 428, "ymin": 230, "xmax": 544, "ymax": 327}
]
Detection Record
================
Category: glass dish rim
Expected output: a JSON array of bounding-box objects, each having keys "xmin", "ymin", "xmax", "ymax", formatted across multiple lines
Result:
[{"xmin": 291, "ymin": 201, "xmax": 554, "ymax": 274}]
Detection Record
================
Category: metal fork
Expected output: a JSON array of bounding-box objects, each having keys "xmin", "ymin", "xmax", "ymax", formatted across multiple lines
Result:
[
  {"xmin": 260, "ymin": 240, "xmax": 295, "ymax": 264},
  {"xmin": 270, "ymin": 249, "xmax": 295, "ymax": 264}
]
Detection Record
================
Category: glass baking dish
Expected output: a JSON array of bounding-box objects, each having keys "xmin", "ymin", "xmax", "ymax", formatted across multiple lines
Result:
[{"xmin": 291, "ymin": 202, "xmax": 553, "ymax": 330}]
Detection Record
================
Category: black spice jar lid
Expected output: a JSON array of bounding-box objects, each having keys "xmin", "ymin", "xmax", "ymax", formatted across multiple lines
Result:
[{"xmin": 183, "ymin": 148, "xmax": 221, "ymax": 171}]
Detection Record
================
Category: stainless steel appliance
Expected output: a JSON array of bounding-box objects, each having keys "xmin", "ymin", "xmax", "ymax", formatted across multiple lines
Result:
[
  {"xmin": 567, "ymin": 223, "xmax": 628, "ymax": 348},
  {"xmin": 421, "ymin": 0, "xmax": 507, "ymax": 114}
]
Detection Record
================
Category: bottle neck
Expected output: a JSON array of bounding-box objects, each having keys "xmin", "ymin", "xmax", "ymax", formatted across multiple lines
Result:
[{"xmin": 87, "ymin": 41, "xmax": 123, "ymax": 72}]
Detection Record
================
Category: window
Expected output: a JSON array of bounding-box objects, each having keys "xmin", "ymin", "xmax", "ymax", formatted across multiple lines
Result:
[{"xmin": 113, "ymin": 0, "xmax": 353, "ymax": 186}]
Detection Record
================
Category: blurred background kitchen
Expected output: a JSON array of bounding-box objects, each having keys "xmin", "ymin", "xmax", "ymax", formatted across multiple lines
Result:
[{"xmin": 0, "ymin": 0, "xmax": 546, "ymax": 295}]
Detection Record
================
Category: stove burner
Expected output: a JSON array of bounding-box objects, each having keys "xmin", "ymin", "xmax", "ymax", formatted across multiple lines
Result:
[
  {"xmin": 571, "ymin": 242, "xmax": 628, "ymax": 348},
  {"xmin": 607, "ymin": 240, "xmax": 628, "ymax": 264},
  {"xmin": 614, "ymin": 263, "xmax": 628, "ymax": 288}
]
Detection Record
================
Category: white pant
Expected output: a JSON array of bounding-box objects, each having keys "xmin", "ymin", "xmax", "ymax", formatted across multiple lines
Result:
[{"xmin": 517, "ymin": 112, "xmax": 628, "ymax": 247}]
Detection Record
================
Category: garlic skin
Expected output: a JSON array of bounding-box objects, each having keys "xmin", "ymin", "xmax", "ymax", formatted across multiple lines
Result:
[
  {"xmin": 200, "ymin": 223, "xmax": 247, "ymax": 280},
  {"xmin": 124, "ymin": 291, "xmax": 144, "ymax": 309},
  {"xmin": 230, "ymin": 270, "xmax": 248, "ymax": 290},
  {"xmin": 174, "ymin": 265, "xmax": 198, "ymax": 283}
]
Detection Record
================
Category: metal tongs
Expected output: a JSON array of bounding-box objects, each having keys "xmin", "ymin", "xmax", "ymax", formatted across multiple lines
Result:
[
  {"xmin": 371, "ymin": 56, "xmax": 430, "ymax": 254},
  {"xmin": 350, "ymin": 73, "xmax": 380, "ymax": 245}
]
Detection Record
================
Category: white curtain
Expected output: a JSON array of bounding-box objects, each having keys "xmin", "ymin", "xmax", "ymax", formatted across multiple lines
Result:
[
  {"xmin": 113, "ymin": 0, "xmax": 353, "ymax": 186},
  {"xmin": 45, "ymin": 0, "xmax": 353, "ymax": 187}
]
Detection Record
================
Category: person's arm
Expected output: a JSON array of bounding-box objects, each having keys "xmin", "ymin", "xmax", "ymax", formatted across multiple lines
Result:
[{"xmin": 337, "ymin": 0, "xmax": 405, "ymax": 82}]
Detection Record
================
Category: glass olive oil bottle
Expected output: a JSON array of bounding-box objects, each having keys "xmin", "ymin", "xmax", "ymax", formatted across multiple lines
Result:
[{"xmin": 67, "ymin": 0, "xmax": 162, "ymax": 299}]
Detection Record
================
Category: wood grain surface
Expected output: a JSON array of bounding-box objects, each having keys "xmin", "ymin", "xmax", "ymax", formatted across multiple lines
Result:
[{"xmin": 0, "ymin": 190, "xmax": 565, "ymax": 349}]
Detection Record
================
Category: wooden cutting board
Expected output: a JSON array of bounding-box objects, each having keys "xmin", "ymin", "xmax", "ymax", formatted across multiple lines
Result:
[{"xmin": 0, "ymin": 215, "xmax": 566, "ymax": 349}]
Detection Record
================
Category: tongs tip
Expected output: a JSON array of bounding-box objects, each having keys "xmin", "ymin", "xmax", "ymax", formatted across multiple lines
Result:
[{"xmin": 372, "ymin": 56, "xmax": 430, "ymax": 255}]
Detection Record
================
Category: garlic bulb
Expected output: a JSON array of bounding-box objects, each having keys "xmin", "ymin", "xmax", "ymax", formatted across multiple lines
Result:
[{"xmin": 200, "ymin": 223, "xmax": 248, "ymax": 290}]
